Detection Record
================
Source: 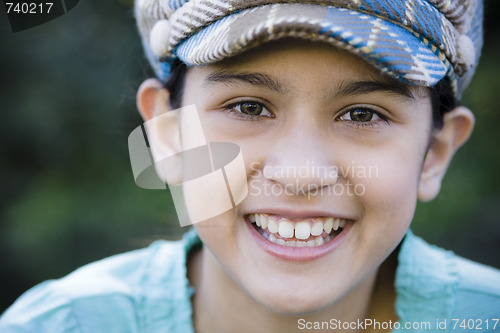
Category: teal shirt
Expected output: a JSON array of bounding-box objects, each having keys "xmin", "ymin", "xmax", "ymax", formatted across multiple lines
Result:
[{"xmin": 1, "ymin": 230, "xmax": 499, "ymax": 332}]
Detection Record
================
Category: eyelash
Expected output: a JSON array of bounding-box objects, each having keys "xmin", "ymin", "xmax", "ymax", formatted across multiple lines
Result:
[
  {"xmin": 222, "ymin": 101, "xmax": 390, "ymax": 128},
  {"xmin": 337, "ymin": 106, "xmax": 390, "ymax": 129},
  {"xmin": 224, "ymin": 100, "xmax": 274, "ymax": 121}
]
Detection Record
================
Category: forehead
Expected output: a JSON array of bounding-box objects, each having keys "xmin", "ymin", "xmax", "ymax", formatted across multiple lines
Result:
[
  {"xmin": 209, "ymin": 39, "xmax": 379, "ymax": 79},
  {"xmin": 186, "ymin": 39, "xmax": 422, "ymax": 102}
]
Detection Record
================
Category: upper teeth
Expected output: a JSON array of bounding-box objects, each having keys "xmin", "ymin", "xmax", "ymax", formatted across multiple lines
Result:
[{"xmin": 250, "ymin": 214, "xmax": 346, "ymax": 240}]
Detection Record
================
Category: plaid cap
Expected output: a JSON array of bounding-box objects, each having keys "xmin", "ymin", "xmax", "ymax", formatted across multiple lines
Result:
[{"xmin": 135, "ymin": 0, "xmax": 483, "ymax": 99}]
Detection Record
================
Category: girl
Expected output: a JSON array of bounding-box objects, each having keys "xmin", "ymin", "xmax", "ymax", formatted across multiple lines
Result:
[{"xmin": 2, "ymin": 1, "xmax": 499, "ymax": 332}]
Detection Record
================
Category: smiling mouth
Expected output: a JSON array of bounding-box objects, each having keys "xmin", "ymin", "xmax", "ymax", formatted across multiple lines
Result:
[{"xmin": 248, "ymin": 214, "xmax": 346, "ymax": 248}]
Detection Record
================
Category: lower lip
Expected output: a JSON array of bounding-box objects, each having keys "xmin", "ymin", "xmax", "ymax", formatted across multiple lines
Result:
[{"xmin": 246, "ymin": 217, "xmax": 351, "ymax": 261}]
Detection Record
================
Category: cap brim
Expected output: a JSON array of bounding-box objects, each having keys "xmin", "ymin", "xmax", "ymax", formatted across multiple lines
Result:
[{"xmin": 174, "ymin": 3, "xmax": 451, "ymax": 87}]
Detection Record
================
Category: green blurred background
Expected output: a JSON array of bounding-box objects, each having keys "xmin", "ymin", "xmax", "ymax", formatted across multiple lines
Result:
[{"xmin": 1, "ymin": 1, "xmax": 499, "ymax": 313}]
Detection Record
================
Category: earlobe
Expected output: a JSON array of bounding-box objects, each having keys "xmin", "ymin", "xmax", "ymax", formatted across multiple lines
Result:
[
  {"xmin": 418, "ymin": 106, "xmax": 475, "ymax": 201},
  {"xmin": 136, "ymin": 78, "xmax": 183, "ymax": 184}
]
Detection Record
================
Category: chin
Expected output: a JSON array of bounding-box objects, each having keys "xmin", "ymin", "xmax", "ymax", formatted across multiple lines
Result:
[{"xmin": 251, "ymin": 286, "xmax": 339, "ymax": 316}]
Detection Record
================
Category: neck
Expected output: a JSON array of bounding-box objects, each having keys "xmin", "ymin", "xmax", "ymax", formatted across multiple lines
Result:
[{"xmin": 188, "ymin": 247, "xmax": 398, "ymax": 333}]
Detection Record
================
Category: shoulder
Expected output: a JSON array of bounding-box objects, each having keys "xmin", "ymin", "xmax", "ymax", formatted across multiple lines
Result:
[
  {"xmin": 0, "ymin": 229, "xmax": 200, "ymax": 333},
  {"xmin": 452, "ymin": 254, "xmax": 500, "ymax": 320},
  {"xmin": 396, "ymin": 231, "xmax": 500, "ymax": 325}
]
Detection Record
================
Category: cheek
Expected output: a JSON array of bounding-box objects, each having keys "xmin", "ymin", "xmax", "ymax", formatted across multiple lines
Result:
[
  {"xmin": 369, "ymin": 158, "xmax": 418, "ymax": 219},
  {"xmin": 345, "ymin": 142, "xmax": 424, "ymax": 226},
  {"xmin": 193, "ymin": 210, "xmax": 239, "ymax": 259}
]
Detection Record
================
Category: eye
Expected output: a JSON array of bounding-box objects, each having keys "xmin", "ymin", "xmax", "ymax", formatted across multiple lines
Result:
[
  {"xmin": 227, "ymin": 101, "xmax": 272, "ymax": 117},
  {"xmin": 337, "ymin": 106, "xmax": 390, "ymax": 129},
  {"xmin": 340, "ymin": 107, "xmax": 381, "ymax": 122},
  {"xmin": 226, "ymin": 101, "xmax": 273, "ymax": 120}
]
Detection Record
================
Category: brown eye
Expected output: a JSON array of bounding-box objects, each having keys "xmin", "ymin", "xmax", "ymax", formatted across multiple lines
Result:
[
  {"xmin": 240, "ymin": 102, "xmax": 264, "ymax": 115},
  {"xmin": 231, "ymin": 101, "xmax": 272, "ymax": 117},
  {"xmin": 341, "ymin": 108, "xmax": 380, "ymax": 122}
]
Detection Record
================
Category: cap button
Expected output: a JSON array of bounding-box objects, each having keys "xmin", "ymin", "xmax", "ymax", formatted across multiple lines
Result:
[
  {"xmin": 150, "ymin": 19, "xmax": 171, "ymax": 58},
  {"xmin": 456, "ymin": 34, "xmax": 475, "ymax": 75}
]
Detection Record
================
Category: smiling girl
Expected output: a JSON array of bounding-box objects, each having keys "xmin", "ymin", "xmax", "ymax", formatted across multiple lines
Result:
[{"xmin": 1, "ymin": 1, "xmax": 499, "ymax": 332}]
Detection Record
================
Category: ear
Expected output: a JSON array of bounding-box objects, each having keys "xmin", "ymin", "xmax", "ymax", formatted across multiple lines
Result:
[
  {"xmin": 418, "ymin": 106, "xmax": 475, "ymax": 201},
  {"xmin": 137, "ymin": 79, "xmax": 182, "ymax": 184},
  {"xmin": 137, "ymin": 78, "xmax": 171, "ymax": 121}
]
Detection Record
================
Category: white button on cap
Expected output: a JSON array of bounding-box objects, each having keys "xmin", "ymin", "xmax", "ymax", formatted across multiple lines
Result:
[
  {"xmin": 457, "ymin": 34, "xmax": 475, "ymax": 70},
  {"xmin": 150, "ymin": 19, "xmax": 171, "ymax": 57}
]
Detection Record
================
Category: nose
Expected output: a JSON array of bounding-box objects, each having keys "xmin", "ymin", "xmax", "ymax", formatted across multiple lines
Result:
[{"xmin": 263, "ymin": 124, "xmax": 338, "ymax": 196}]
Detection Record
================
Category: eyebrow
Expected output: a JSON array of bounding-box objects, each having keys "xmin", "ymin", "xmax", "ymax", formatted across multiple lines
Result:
[
  {"xmin": 336, "ymin": 79, "xmax": 415, "ymax": 100},
  {"xmin": 203, "ymin": 70, "xmax": 414, "ymax": 100},
  {"xmin": 203, "ymin": 71, "xmax": 287, "ymax": 94}
]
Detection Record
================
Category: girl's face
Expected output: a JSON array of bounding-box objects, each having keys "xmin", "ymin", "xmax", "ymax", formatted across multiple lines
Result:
[{"xmin": 180, "ymin": 40, "xmax": 433, "ymax": 314}]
